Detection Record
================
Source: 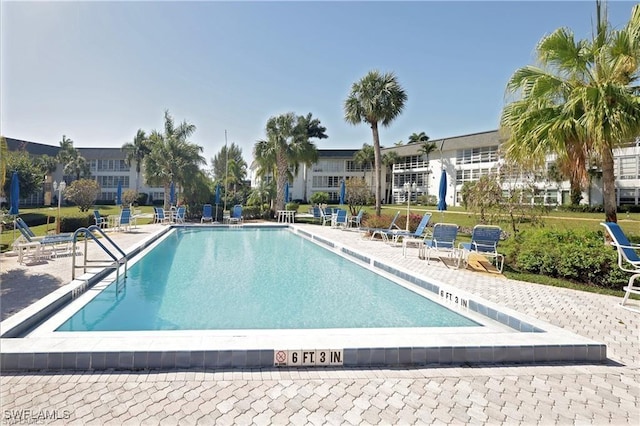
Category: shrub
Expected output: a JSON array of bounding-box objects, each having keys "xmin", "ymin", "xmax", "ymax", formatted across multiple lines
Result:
[
  {"xmin": 60, "ymin": 215, "xmax": 93, "ymax": 233},
  {"xmin": 511, "ymin": 228, "xmax": 628, "ymax": 289},
  {"xmin": 362, "ymin": 213, "xmax": 396, "ymax": 236},
  {"xmin": 285, "ymin": 202, "xmax": 300, "ymax": 212},
  {"xmin": 122, "ymin": 189, "xmax": 138, "ymax": 206},
  {"xmin": 310, "ymin": 192, "xmax": 329, "ymax": 205},
  {"xmin": 64, "ymin": 179, "xmax": 100, "ymax": 212}
]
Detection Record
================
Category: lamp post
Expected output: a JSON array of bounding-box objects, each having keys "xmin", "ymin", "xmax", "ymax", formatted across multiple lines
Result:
[
  {"xmin": 403, "ymin": 181, "xmax": 417, "ymax": 231},
  {"xmin": 53, "ymin": 180, "xmax": 66, "ymax": 233}
]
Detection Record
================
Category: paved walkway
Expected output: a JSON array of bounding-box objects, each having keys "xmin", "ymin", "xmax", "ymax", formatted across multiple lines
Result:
[{"xmin": 1, "ymin": 223, "xmax": 638, "ymax": 425}]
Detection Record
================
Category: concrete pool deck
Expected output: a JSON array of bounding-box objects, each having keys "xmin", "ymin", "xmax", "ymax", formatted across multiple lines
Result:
[{"xmin": 1, "ymin": 221, "xmax": 638, "ymax": 424}]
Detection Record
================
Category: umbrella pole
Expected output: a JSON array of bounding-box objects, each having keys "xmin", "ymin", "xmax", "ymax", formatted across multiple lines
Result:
[{"xmin": 214, "ymin": 204, "xmax": 219, "ymax": 224}]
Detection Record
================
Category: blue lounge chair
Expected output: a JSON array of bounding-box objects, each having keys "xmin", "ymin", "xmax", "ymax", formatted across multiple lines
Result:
[
  {"xmin": 458, "ymin": 225, "xmax": 504, "ymax": 272},
  {"xmin": 201, "ymin": 204, "xmax": 213, "ymax": 223},
  {"xmin": 13, "ymin": 217, "xmax": 75, "ymax": 258},
  {"xmin": 93, "ymin": 210, "xmax": 107, "ymax": 228},
  {"xmin": 601, "ymin": 222, "xmax": 640, "ymax": 312},
  {"xmin": 422, "ymin": 223, "xmax": 459, "ymax": 264},
  {"xmin": 368, "ymin": 211, "xmax": 401, "ymax": 241},
  {"xmin": 385, "ymin": 213, "xmax": 432, "ymax": 246}
]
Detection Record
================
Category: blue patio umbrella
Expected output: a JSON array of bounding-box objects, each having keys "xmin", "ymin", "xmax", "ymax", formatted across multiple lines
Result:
[
  {"xmin": 170, "ymin": 181, "xmax": 176, "ymax": 205},
  {"xmin": 8, "ymin": 171, "xmax": 19, "ymax": 215},
  {"xmin": 437, "ymin": 169, "xmax": 447, "ymax": 211},
  {"xmin": 214, "ymin": 183, "xmax": 221, "ymax": 205},
  {"xmin": 284, "ymin": 181, "xmax": 289, "ymax": 204},
  {"xmin": 339, "ymin": 179, "xmax": 346, "ymax": 205},
  {"xmin": 116, "ymin": 180, "xmax": 122, "ymax": 205}
]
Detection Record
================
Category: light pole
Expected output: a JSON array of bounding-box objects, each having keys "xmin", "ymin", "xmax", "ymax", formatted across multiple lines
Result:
[
  {"xmin": 53, "ymin": 180, "xmax": 66, "ymax": 233},
  {"xmin": 403, "ymin": 181, "xmax": 416, "ymax": 231}
]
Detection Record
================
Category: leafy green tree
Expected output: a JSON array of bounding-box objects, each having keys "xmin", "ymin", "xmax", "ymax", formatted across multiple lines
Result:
[
  {"xmin": 501, "ymin": 1, "xmax": 640, "ymax": 222},
  {"xmin": 211, "ymin": 143, "xmax": 246, "ymax": 182},
  {"xmin": 0, "ymin": 136, "xmax": 7, "ymax": 191},
  {"xmin": 408, "ymin": 131, "xmax": 430, "ymax": 144},
  {"xmin": 463, "ymin": 175, "xmax": 503, "ymax": 223},
  {"xmin": 345, "ymin": 177, "xmax": 371, "ymax": 215},
  {"xmin": 255, "ymin": 112, "xmax": 326, "ymax": 211},
  {"xmin": 382, "ymin": 150, "xmax": 400, "ymax": 204},
  {"xmin": 144, "ymin": 110, "xmax": 206, "ymax": 209},
  {"xmin": 64, "ymin": 178, "xmax": 100, "ymax": 212},
  {"xmin": 56, "ymin": 135, "xmax": 90, "ymax": 181},
  {"xmin": 3, "ymin": 150, "xmax": 45, "ymax": 200},
  {"xmin": 344, "ymin": 70, "xmax": 407, "ymax": 215},
  {"xmin": 122, "ymin": 129, "xmax": 150, "ymax": 193}
]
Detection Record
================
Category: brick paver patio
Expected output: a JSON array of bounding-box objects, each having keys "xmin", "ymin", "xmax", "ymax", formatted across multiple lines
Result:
[{"xmin": 1, "ymin": 221, "xmax": 638, "ymax": 425}]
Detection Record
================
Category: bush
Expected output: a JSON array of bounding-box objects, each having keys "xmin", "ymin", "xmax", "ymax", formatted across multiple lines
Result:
[
  {"xmin": 285, "ymin": 202, "xmax": 299, "ymax": 212},
  {"xmin": 510, "ymin": 228, "xmax": 628, "ymax": 289},
  {"xmin": 310, "ymin": 192, "xmax": 329, "ymax": 205},
  {"xmin": 362, "ymin": 213, "xmax": 396, "ymax": 236},
  {"xmin": 64, "ymin": 179, "xmax": 101, "ymax": 212},
  {"xmin": 60, "ymin": 215, "xmax": 94, "ymax": 233}
]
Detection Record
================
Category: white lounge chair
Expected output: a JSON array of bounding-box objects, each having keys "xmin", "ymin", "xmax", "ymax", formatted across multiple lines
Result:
[{"xmin": 601, "ymin": 222, "xmax": 640, "ymax": 313}]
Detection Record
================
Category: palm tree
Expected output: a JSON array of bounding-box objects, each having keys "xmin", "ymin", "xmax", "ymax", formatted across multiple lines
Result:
[
  {"xmin": 417, "ymin": 138, "xmax": 437, "ymax": 197},
  {"xmin": 500, "ymin": 1, "xmax": 640, "ymax": 222},
  {"xmin": 63, "ymin": 150, "xmax": 91, "ymax": 181},
  {"xmin": 408, "ymin": 131, "xmax": 430, "ymax": 144},
  {"xmin": 344, "ymin": 70, "xmax": 407, "ymax": 216},
  {"xmin": 122, "ymin": 129, "xmax": 150, "ymax": 193},
  {"xmin": 255, "ymin": 112, "xmax": 326, "ymax": 211},
  {"xmin": 382, "ymin": 150, "xmax": 400, "ymax": 204},
  {"xmin": 353, "ymin": 143, "xmax": 375, "ymax": 192},
  {"xmin": 0, "ymin": 136, "xmax": 7, "ymax": 191},
  {"xmin": 144, "ymin": 110, "xmax": 205, "ymax": 209}
]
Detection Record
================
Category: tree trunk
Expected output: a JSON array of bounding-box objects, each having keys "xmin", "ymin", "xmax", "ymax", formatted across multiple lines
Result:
[
  {"xmin": 371, "ymin": 122, "xmax": 382, "ymax": 216},
  {"xmin": 275, "ymin": 150, "xmax": 288, "ymax": 212},
  {"xmin": 601, "ymin": 148, "xmax": 618, "ymax": 222}
]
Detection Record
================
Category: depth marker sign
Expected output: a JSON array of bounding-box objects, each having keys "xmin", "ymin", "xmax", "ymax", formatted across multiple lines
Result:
[{"xmin": 273, "ymin": 349, "xmax": 343, "ymax": 367}]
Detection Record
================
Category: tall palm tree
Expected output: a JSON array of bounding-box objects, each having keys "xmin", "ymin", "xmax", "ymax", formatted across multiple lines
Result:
[
  {"xmin": 417, "ymin": 138, "xmax": 437, "ymax": 197},
  {"xmin": 408, "ymin": 131, "xmax": 430, "ymax": 144},
  {"xmin": 63, "ymin": 150, "xmax": 91, "ymax": 181},
  {"xmin": 353, "ymin": 143, "xmax": 375, "ymax": 189},
  {"xmin": 344, "ymin": 70, "xmax": 407, "ymax": 215},
  {"xmin": 501, "ymin": 1, "xmax": 640, "ymax": 222},
  {"xmin": 0, "ymin": 136, "xmax": 7, "ymax": 191},
  {"xmin": 144, "ymin": 110, "xmax": 205, "ymax": 209},
  {"xmin": 255, "ymin": 112, "xmax": 326, "ymax": 211},
  {"xmin": 122, "ymin": 129, "xmax": 150, "ymax": 193},
  {"xmin": 382, "ymin": 150, "xmax": 400, "ymax": 204}
]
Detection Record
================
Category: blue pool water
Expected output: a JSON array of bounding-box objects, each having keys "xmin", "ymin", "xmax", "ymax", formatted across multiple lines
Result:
[{"xmin": 56, "ymin": 228, "xmax": 480, "ymax": 331}]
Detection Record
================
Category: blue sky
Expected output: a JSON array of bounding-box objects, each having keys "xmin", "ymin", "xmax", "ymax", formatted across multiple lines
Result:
[{"xmin": 1, "ymin": 1, "xmax": 636, "ymax": 166}]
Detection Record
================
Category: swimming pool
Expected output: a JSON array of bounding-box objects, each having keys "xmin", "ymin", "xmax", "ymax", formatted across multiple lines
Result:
[
  {"xmin": 56, "ymin": 228, "xmax": 479, "ymax": 331},
  {"xmin": 0, "ymin": 223, "xmax": 606, "ymax": 370}
]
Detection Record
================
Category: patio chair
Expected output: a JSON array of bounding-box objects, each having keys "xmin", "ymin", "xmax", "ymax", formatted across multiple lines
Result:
[
  {"xmin": 230, "ymin": 205, "xmax": 243, "ymax": 224},
  {"xmin": 116, "ymin": 208, "xmax": 133, "ymax": 232},
  {"xmin": 601, "ymin": 222, "xmax": 640, "ymax": 313},
  {"xmin": 348, "ymin": 209, "xmax": 364, "ymax": 229},
  {"xmin": 154, "ymin": 207, "xmax": 171, "ymax": 224},
  {"xmin": 332, "ymin": 209, "xmax": 348, "ymax": 228},
  {"xmin": 386, "ymin": 213, "xmax": 432, "ymax": 246},
  {"xmin": 175, "ymin": 206, "xmax": 186, "ymax": 224},
  {"xmin": 320, "ymin": 207, "xmax": 333, "ymax": 226},
  {"xmin": 201, "ymin": 204, "xmax": 213, "ymax": 223},
  {"xmin": 458, "ymin": 224, "xmax": 504, "ymax": 272},
  {"xmin": 368, "ymin": 211, "xmax": 401, "ymax": 241},
  {"xmin": 421, "ymin": 223, "xmax": 459, "ymax": 264},
  {"xmin": 93, "ymin": 210, "xmax": 108, "ymax": 228}
]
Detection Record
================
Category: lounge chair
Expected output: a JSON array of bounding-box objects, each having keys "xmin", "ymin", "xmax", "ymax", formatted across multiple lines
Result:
[
  {"xmin": 368, "ymin": 211, "xmax": 401, "ymax": 241},
  {"xmin": 320, "ymin": 207, "xmax": 333, "ymax": 226},
  {"xmin": 348, "ymin": 210, "xmax": 364, "ymax": 229},
  {"xmin": 230, "ymin": 205, "xmax": 243, "ymax": 224},
  {"xmin": 93, "ymin": 210, "xmax": 108, "ymax": 228},
  {"xmin": 421, "ymin": 223, "xmax": 459, "ymax": 264},
  {"xmin": 201, "ymin": 204, "xmax": 213, "ymax": 223},
  {"xmin": 458, "ymin": 225, "xmax": 504, "ymax": 272},
  {"xmin": 601, "ymin": 222, "xmax": 640, "ymax": 312},
  {"xmin": 13, "ymin": 217, "xmax": 75, "ymax": 259},
  {"xmin": 387, "ymin": 213, "xmax": 432, "ymax": 246}
]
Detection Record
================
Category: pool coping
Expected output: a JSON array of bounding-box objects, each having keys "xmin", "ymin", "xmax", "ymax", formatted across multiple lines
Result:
[{"xmin": 0, "ymin": 224, "xmax": 606, "ymax": 371}]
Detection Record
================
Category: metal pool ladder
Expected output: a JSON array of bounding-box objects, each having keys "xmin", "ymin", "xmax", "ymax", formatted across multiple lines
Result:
[{"xmin": 71, "ymin": 225, "xmax": 128, "ymax": 280}]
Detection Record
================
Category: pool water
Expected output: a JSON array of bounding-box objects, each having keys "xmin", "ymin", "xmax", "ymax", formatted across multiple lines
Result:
[{"xmin": 56, "ymin": 228, "xmax": 480, "ymax": 331}]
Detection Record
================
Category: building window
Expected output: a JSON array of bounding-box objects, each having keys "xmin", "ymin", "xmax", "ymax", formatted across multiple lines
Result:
[
  {"xmin": 456, "ymin": 146, "xmax": 499, "ymax": 165},
  {"xmin": 618, "ymin": 156, "xmax": 638, "ymax": 180}
]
